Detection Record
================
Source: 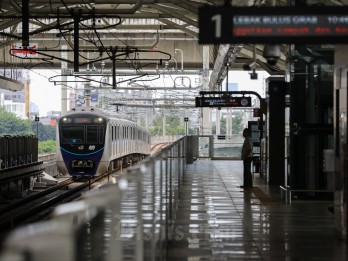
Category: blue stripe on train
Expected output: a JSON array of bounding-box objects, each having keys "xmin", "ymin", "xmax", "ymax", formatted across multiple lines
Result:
[
  {"xmin": 60, "ymin": 147, "xmax": 104, "ymax": 176},
  {"xmin": 60, "ymin": 147, "xmax": 104, "ymax": 156}
]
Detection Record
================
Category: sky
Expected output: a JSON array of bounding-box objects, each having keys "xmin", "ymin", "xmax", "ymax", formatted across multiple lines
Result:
[
  {"xmin": 224, "ymin": 70, "xmax": 269, "ymax": 97},
  {"xmin": 30, "ymin": 69, "xmax": 62, "ymax": 116},
  {"xmin": 28, "ymin": 69, "xmax": 270, "ymax": 117}
]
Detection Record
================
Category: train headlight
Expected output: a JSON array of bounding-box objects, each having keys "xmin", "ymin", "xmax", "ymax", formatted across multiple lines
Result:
[
  {"xmin": 62, "ymin": 117, "xmax": 72, "ymax": 123},
  {"xmin": 94, "ymin": 117, "xmax": 103, "ymax": 123}
]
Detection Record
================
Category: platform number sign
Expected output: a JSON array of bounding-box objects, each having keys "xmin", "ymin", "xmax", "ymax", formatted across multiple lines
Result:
[
  {"xmin": 199, "ymin": 6, "xmax": 348, "ymax": 44},
  {"xmin": 199, "ymin": 6, "xmax": 232, "ymax": 44},
  {"xmin": 211, "ymin": 14, "xmax": 222, "ymax": 39}
]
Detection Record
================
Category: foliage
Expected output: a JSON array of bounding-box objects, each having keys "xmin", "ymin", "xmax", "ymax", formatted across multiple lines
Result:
[
  {"xmin": 149, "ymin": 115, "xmax": 187, "ymax": 135},
  {"xmin": 31, "ymin": 122, "xmax": 56, "ymax": 141},
  {"xmin": 232, "ymin": 113, "xmax": 244, "ymax": 134},
  {"xmin": 38, "ymin": 139, "xmax": 56, "ymax": 154},
  {"xmin": 0, "ymin": 107, "xmax": 33, "ymax": 135},
  {"xmin": 212, "ymin": 112, "xmax": 244, "ymax": 135},
  {"xmin": 0, "ymin": 107, "xmax": 56, "ymax": 141},
  {"xmin": 138, "ymin": 117, "xmax": 147, "ymax": 129}
]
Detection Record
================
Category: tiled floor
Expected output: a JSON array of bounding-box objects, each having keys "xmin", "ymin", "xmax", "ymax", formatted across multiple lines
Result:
[{"xmin": 167, "ymin": 160, "xmax": 347, "ymax": 261}]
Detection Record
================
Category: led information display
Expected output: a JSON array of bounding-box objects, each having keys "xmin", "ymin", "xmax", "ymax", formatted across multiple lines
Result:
[
  {"xmin": 74, "ymin": 118, "xmax": 92, "ymax": 123},
  {"xmin": 195, "ymin": 96, "xmax": 252, "ymax": 107},
  {"xmin": 199, "ymin": 6, "xmax": 348, "ymax": 44}
]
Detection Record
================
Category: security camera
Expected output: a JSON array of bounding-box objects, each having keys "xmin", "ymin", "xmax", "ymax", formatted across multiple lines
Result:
[
  {"xmin": 249, "ymin": 69, "xmax": 258, "ymax": 80},
  {"xmin": 263, "ymin": 45, "xmax": 280, "ymax": 66}
]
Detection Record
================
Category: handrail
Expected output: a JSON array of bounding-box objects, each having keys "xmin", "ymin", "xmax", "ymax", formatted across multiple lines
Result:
[
  {"xmin": 0, "ymin": 136, "xmax": 187, "ymax": 261},
  {"xmin": 280, "ymin": 185, "xmax": 334, "ymax": 204}
]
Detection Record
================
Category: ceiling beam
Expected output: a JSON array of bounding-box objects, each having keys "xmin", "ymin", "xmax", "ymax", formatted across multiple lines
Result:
[
  {"xmin": 152, "ymin": 4, "xmax": 198, "ymax": 28},
  {"xmin": 158, "ymin": 18, "xmax": 197, "ymax": 38}
]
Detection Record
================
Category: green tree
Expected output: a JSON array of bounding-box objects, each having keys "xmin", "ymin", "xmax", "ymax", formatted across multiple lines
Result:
[
  {"xmin": 149, "ymin": 115, "xmax": 186, "ymax": 135},
  {"xmin": 148, "ymin": 116, "xmax": 163, "ymax": 135},
  {"xmin": 212, "ymin": 116, "xmax": 227, "ymax": 134},
  {"xmin": 38, "ymin": 140, "xmax": 56, "ymax": 154},
  {"xmin": 232, "ymin": 113, "xmax": 244, "ymax": 134},
  {"xmin": 212, "ymin": 112, "xmax": 244, "ymax": 135},
  {"xmin": 31, "ymin": 122, "xmax": 56, "ymax": 141},
  {"xmin": 0, "ymin": 107, "xmax": 33, "ymax": 135}
]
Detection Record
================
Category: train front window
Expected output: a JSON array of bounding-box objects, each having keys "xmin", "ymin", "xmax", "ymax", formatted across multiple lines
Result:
[
  {"xmin": 99, "ymin": 126, "xmax": 105, "ymax": 144},
  {"xmin": 87, "ymin": 126, "xmax": 98, "ymax": 143},
  {"xmin": 61, "ymin": 126, "xmax": 84, "ymax": 144}
]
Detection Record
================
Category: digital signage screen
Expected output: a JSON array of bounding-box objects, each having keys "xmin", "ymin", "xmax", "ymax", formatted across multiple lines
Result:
[
  {"xmin": 195, "ymin": 96, "xmax": 252, "ymax": 108},
  {"xmin": 199, "ymin": 6, "xmax": 348, "ymax": 44}
]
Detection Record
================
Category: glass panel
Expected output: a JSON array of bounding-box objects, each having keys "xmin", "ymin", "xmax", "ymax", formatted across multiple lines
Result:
[
  {"xmin": 99, "ymin": 126, "xmax": 104, "ymax": 144},
  {"xmin": 198, "ymin": 136, "xmax": 210, "ymax": 157},
  {"xmin": 61, "ymin": 126, "xmax": 84, "ymax": 144},
  {"xmin": 212, "ymin": 135, "xmax": 242, "ymax": 158}
]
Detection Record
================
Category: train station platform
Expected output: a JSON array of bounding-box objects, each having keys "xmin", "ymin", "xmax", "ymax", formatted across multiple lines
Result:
[
  {"xmin": 167, "ymin": 160, "xmax": 347, "ymax": 261},
  {"xmin": 1, "ymin": 138, "xmax": 347, "ymax": 261}
]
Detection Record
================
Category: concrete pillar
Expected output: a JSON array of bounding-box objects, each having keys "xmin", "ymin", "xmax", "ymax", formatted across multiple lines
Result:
[
  {"xmin": 24, "ymin": 70, "xmax": 30, "ymax": 119},
  {"xmin": 202, "ymin": 45, "xmax": 211, "ymax": 135},
  {"xmin": 216, "ymin": 109, "xmax": 221, "ymax": 135},
  {"xmin": 226, "ymin": 109, "xmax": 232, "ymax": 135},
  {"xmin": 85, "ymin": 86, "xmax": 91, "ymax": 107},
  {"xmin": 162, "ymin": 114, "xmax": 166, "ymax": 136},
  {"xmin": 61, "ymin": 45, "xmax": 68, "ymax": 114},
  {"xmin": 267, "ymin": 77, "xmax": 286, "ymax": 186}
]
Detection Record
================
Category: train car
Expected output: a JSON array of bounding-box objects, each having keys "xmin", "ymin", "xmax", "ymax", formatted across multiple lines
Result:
[{"xmin": 56, "ymin": 107, "xmax": 151, "ymax": 177}]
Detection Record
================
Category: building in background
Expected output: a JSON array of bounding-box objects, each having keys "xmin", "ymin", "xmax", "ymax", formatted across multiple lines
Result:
[
  {"xmin": 1, "ymin": 89, "xmax": 26, "ymax": 118},
  {"xmin": 40, "ymin": 110, "xmax": 60, "ymax": 126},
  {"xmin": 0, "ymin": 88, "xmax": 40, "ymax": 119},
  {"xmin": 0, "ymin": 69, "xmax": 41, "ymax": 119}
]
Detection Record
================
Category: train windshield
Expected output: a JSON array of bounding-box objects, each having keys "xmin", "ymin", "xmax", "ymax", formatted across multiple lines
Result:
[
  {"xmin": 86, "ymin": 126, "xmax": 98, "ymax": 143},
  {"xmin": 61, "ymin": 126, "xmax": 85, "ymax": 144}
]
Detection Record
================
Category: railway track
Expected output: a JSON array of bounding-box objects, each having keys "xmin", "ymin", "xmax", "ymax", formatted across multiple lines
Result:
[
  {"xmin": 0, "ymin": 145, "xmax": 165, "ymax": 243},
  {"xmin": 0, "ymin": 171, "xmax": 113, "ymax": 242},
  {"xmin": 151, "ymin": 142, "xmax": 172, "ymax": 154}
]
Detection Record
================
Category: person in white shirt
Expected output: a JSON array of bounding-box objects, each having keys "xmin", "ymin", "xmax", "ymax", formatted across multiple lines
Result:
[{"xmin": 240, "ymin": 128, "xmax": 253, "ymax": 188}]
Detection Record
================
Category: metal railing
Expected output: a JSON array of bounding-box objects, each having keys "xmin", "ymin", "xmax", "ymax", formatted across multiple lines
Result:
[
  {"xmin": 0, "ymin": 137, "xmax": 187, "ymax": 261},
  {"xmin": 280, "ymin": 186, "xmax": 334, "ymax": 204}
]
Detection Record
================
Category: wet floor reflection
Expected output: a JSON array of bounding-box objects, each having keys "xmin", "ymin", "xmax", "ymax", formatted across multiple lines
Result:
[{"xmin": 166, "ymin": 161, "xmax": 347, "ymax": 261}]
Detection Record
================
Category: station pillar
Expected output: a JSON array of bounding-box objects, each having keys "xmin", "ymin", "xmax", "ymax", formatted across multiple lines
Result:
[{"xmin": 266, "ymin": 77, "xmax": 286, "ymax": 186}]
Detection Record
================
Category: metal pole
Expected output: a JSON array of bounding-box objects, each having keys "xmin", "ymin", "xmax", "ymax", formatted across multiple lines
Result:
[
  {"xmin": 226, "ymin": 63, "xmax": 229, "ymax": 92},
  {"xmin": 184, "ymin": 117, "xmax": 188, "ymax": 135},
  {"xmin": 35, "ymin": 115, "xmax": 39, "ymax": 139}
]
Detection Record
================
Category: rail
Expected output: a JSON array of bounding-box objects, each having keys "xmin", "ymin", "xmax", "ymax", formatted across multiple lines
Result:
[
  {"xmin": 280, "ymin": 186, "xmax": 334, "ymax": 204},
  {"xmin": 0, "ymin": 136, "xmax": 187, "ymax": 261},
  {"xmin": 38, "ymin": 153, "xmax": 56, "ymax": 164}
]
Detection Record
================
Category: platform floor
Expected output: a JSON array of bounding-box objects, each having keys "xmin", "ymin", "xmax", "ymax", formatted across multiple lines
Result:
[{"xmin": 167, "ymin": 160, "xmax": 347, "ymax": 261}]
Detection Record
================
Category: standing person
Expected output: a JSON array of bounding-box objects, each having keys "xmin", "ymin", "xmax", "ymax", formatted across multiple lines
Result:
[{"xmin": 240, "ymin": 128, "xmax": 253, "ymax": 188}]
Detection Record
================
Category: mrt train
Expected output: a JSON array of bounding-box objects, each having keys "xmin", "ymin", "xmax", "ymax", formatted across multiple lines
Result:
[{"xmin": 56, "ymin": 107, "xmax": 151, "ymax": 177}]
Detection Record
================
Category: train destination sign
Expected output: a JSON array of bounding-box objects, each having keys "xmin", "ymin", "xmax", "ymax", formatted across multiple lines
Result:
[
  {"xmin": 195, "ymin": 96, "xmax": 252, "ymax": 108},
  {"xmin": 199, "ymin": 6, "xmax": 348, "ymax": 44}
]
